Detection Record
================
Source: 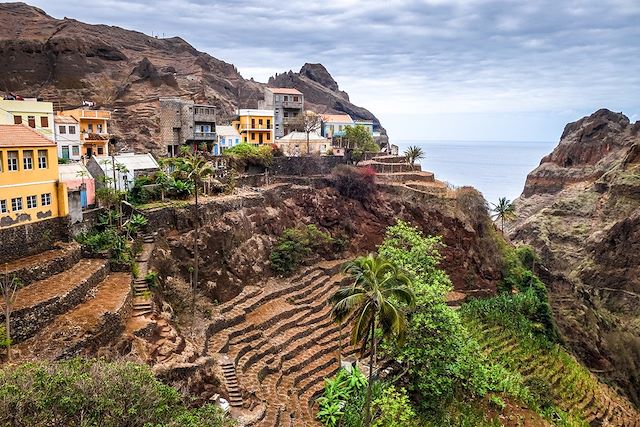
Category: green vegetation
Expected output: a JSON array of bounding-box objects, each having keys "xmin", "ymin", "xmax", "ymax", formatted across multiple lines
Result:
[
  {"xmin": 331, "ymin": 254, "xmax": 416, "ymax": 426},
  {"xmin": 222, "ymin": 143, "xmax": 274, "ymax": 171},
  {"xmin": 403, "ymin": 145, "xmax": 425, "ymax": 166},
  {"xmin": 0, "ymin": 272, "xmax": 21, "ymax": 361},
  {"xmin": 490, "ymin": 197, "xmax": 516, "ymax": 233},
  {"xmin": 344, "ymin": 125, "xmax": 379, "ymax": 164},
  {"xmin": 270, "ymin": 225, "xmax": 342, "ymax": 275},
  {"xmin": 0, "ymin": 358, "xmax": 234, "ymax": 427},
  {"xmin": 320, "ymin": 220, "xmax": 581, "ymax": 426},
  {"xmin": 330, "ymin": 165, "xmax": 377, "ymax": 202}
]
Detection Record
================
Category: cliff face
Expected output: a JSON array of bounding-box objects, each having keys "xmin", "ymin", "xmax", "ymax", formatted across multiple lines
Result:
[
  {"xmin": 0, "ymin": 3, "xmax": 386, "ymax": 153},
  {"xmin": 146, "ymin": 183, "xmax": 501, "ymax": 305},
  {"xmin": 509, "ymin": 109, "xmax": 640, "ymax": 405}
]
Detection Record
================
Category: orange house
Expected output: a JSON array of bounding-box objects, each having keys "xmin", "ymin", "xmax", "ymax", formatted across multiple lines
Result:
[{"xmin": 58, "ymin": 109, "xmax": 112, "ymax": 158}]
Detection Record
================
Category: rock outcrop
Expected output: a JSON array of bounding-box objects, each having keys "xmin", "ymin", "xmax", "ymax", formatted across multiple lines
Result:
[
  {"xmin": 509, "ymin": 109, "xmax": 640, "ymax": 406},
  {"xmin": 0, "ymin": 3, "xmax": 385, "ymax": 153}
]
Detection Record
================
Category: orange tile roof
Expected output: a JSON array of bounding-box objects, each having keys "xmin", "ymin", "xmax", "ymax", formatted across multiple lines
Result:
[
  {"xmin": 268, "ymin": 87, "xmax": 303, "ymax": 95},
  {"xmin": 0, "ymin": 124, "xmax": 56, "ymax": 148},
  {"xmin": 321, "ymin": 114, "xmax": 353, "ymax": 123}
]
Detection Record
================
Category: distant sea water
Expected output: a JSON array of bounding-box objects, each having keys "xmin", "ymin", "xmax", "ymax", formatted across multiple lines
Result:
[{"xmin": 394, "ymin": 140, "xmax": 558, "ymax": 205}]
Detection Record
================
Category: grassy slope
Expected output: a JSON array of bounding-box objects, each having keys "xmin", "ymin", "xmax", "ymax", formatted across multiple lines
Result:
[{"xmin": 461, "ymin": 314, "xmax": 640, "ymax": 426}]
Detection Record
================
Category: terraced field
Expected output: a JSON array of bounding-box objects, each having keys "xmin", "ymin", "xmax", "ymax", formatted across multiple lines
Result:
[
  {"xmin": 465, "ymin": 319, "xmax": 640, "ymax": 426},
  {"xmin": 206, "ymin": 260, "xmax": 359, "ymax": 426}
]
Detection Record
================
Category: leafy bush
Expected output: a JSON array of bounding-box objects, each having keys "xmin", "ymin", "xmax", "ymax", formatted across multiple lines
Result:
[
  {"xmin": 371, "ymin": 386, "xmax": 418, "ymax": 427},
  {"xmin": 0, "ymin": 358, "xmax": 233, "ymax": 427},
  {"xmin": 270, "ymin": 225, "xmax": 339, "ymax": 275},
  {"xmin": 317, "ymin": 367, "xmax": 368, "ymax": 427},
  {"xmin": 330, "ymin": 165, "xmax": 377, "ymax": 202},
  {"xmin": 223, "ymin": 143, "xmax": 274, "ymax": 171},
  {"xmin": 145, "ymin": 271, "xmax": 158, "ymax": 286}
]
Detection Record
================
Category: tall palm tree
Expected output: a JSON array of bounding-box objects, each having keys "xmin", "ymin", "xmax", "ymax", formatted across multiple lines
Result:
[
  {"xmin": 172, "ymin": 153, "xmax": 214, "ymax": 321},
  {"xmin": 330, "ymin": 254, "xmax": 415, "ymax": 427},
  {"xmin": 491, "ymin": 197, "xmax": 516, "ymax": 234},
  {"xmin": 404, "ymin": 145, "xmax": 425, "ymax": 166}
]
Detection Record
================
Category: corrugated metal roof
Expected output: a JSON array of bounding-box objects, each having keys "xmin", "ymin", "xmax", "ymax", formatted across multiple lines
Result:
[
  {"xmin": 216, "ymin": 125, "xmax": 241, "ymax": 137},
  {"xmin": 321, "ymin": 114, "xmax": 354, "ymax": 123},
  {"xmin": 93, "ymin": 153, "xmax": 159, "ymax": 172},
  {"xmin": 279, "ymin": 131, "xmax": 330, "ymax": 142},
  {"xmin": 268, "ymin": 87, "xmax": 303, "ymax": 95},
  {"xmin": 54, "ymin": 115, "xmax": 78, "ymax": 124},
  {"xmin": 58, "ymin": 163, "xmax": 91, "ymax": 181}
]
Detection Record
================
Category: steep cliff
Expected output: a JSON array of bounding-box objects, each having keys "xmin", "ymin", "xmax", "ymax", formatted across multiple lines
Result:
[
  {"xmin": 509, "ymin": 109, "xmax": 640, "ymax": 405},
  {"xmin": 0, "ymin": 3, "xmax": 386, "ymax": 153}
]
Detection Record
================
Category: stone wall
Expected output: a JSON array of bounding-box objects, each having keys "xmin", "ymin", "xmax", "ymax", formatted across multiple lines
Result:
[
  {"xmin": 70, "ymin": 207, "xmax": 103, "ymax": 237},
  {"xmin": 270, "ymin": 156, "xmax": 346, "ymax": 177},
  {"xmin": 0, "ymin": 262, "xmax": 109, "ymax": 342},
  {"xmin": 0, "ymin": 216, "xmax": 71, "ymax": 264},
  {"xmin": 4, "ymin": 243, "xmax": 82, "ymax": 286}
]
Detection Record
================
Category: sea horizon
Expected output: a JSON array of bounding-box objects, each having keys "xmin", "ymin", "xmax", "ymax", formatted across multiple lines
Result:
[{"xmin": 392, "ymin": 139, "xmax": 558, "ymax": 204}]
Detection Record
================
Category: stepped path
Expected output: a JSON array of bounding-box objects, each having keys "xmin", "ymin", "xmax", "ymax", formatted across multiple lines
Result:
[
  {"xmin": 466, "ymin": 319, "xmax": 640, "ymax": 426},
  {"xmin": 16, "ymin": 272, "xmax": 132, "ymax": 361},
  {"xmin": 132, "ymin": 234, "xmax": 157, "ymax": 317},
  {"xmin": 205, "ymin": 260, "xmax": 356, "ymax": 426}
]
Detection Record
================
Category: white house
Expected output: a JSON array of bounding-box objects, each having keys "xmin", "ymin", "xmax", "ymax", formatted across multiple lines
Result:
[
  {"xmin": 214, "ymin": 125, "xmax": 241, "ymax": 155},
  {"xmin": 54, "ymin": 115, "xmax": 82, "ymax": 161},
  {"xmin": 277, "ymin": 131, "xmax": 332, "ymax": 156},
  {"xmin": 87, "ymin": 153, "xmax": 159, "ymax": 191}
]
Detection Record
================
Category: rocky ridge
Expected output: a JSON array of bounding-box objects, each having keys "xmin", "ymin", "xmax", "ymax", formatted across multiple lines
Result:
[
  {"xmin": 0, "ymin": 2, "xmax": 385, "ymax": 153},
  {"xmin": 509, "ymin": 108, "xmax": 640, "ymax": 406}
]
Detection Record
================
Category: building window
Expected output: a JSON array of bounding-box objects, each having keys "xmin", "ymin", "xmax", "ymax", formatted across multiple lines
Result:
[
  {"xmin": 26, "ymin": 195, "xmax": 37, "ymax": 209},
  {"xmin": 0, "ymin": 152, "xmax": 2, "ymax": 172},
  {"xmin": 59, "ymin": 125, "xmax": 66, "ymax": 134},
  {"xmin": 28, "ymin": 116, "xmax": 35, "ymax": 128},
  {"xmin": 293, "ymin": 96, "xmax": 299, "ymax": 102},
  {"xmin": 87, "ymin": 123, "xmax": 93, "ymax": 132},
  {"xmin": 13, "ymin": 115, "xmax": 22, "ymax": 125},
  {"xmin": 41, "ymin": 193, "xmax": 51, "ymax": 206},
  {"xmin": 97, "ymin": 146, "xmax": 104, "ymax": 155},
  {"xmin": 72, "ymin": 146, "xmax": 80, "ymax": 156},
  {"xmin": 0, "ymin": 200, "xmax": 6, "ymax": 214},
  {"xmin": 251, "ymin": 132, "xmax": 256, "ymax": 140},
  {"xmin": 11, "ymin": 197, "xmax": 22, "ymax": 212},
  {"xmin": 267, "ymin": 119, "xmax": 271, "ymax": 128},
  {"xmin": 41, "ymin": 116, "xmax": 49, "ymax": 128},
  {"xmin": 7, "ymin": 151, "xmax": 18, "ymax": 171},
  {"xmin": 38, "ymin": 150, "xmax": 48, "ymax": 169},
  {"xmin": 23, "ymin": 150, "xmax": 33, "ymax": 170},
  {"xmin": 284, "ymin": 95, "xmax": 289, "ymax": 101},
  {"xmin": 259, "ymin": 119, "xmax": 263, "ymax": 126},
  {"xmin": 97, "ymin": 123, "xmax": 103, "ymax": 133},
  {"xmin": 68, "ymin": 126, "xmax": 76, "ymax": 135}
]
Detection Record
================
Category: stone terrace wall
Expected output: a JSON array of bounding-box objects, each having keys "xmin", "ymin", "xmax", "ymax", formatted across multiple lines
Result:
[
  {"xmin": 0, "ymin": 217, "xmax": 71, "ymax": 264},
  {"xmin": 270, "ymin": 156, "xmax": 346, "ymax": 176}
]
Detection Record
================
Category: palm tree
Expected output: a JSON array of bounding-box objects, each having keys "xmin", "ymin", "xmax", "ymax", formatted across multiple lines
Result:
[
  {"xmin": 404, "ymin": 145, "xmax": 425, "ymax": 166},
  {"xmin": 330, "ymin": 254, "xmax": 415, "ymax": 427},
  {"xmin": 491, "ymin": 197, "xmax": 516, "ymax": 233},
  {"xmin": 171, "ymin": 153, "xmax": 214, "ymax": 321}
]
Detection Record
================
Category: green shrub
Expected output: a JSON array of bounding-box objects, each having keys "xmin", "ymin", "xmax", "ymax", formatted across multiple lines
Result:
[
  {"xmin": 270, "ymin": 225, "xmax": 339, "ymax": 275},
  {"xmin": 371, "ymin": 386, "xmax": 418, "ymax": 427},
  {"xmin": 489, "ymin": 395, "xmax": 506, "ymax": 411},
  {"xmin": 0, "ymin": 358, "xmax": 233, "ymax": 427},
  {"xmin": 317, "ymin": 367, "xmax": 368, "ymax": 427},
  {"xmin": 145, "ymin": 271, "xmax": 159, "ymax": 286},
  {"xmin": 223, "ymin": 143, "xmax": 273, "ymax": 171}
]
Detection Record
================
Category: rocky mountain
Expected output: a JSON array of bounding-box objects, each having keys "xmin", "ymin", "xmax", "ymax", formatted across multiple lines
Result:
[
  {"xmin": 0, "ymin": 2, "xmax": 385, "ymax": 153},
  {"xmin": 509, "ymin": 108, "xmax": 640, "ymax": 405}
]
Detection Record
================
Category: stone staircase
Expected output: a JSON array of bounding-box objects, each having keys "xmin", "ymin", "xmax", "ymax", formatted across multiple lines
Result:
[
  {"xmin": 221, "ymin": 359, "xmax": 244, "ymax": 408},
  {"xmin": 204, "ymin": 260, "xmax": 358, "ymax": 426},
  {"xmin": 132, "ymin": 234, "xmax": 156, "ymax": 317},
  {"xmin": 466, "ymin": 319, "xmax": 640, "ymax": 426}
]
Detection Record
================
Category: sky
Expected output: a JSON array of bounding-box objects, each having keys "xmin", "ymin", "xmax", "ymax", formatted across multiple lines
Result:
[{"xmin": 21, "ymin": 0, "xmax": 640, "ymax": 142}]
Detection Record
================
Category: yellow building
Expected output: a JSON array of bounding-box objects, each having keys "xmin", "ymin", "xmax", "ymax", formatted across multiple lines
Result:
[
  {"xmin": 0, "ymin": 125, "xmax": 68, "ymax": 229},
  {"xmin": 232, "ymin": 109, "xmax": 274, "ymax": 145},
  {"xmin": 59, "ymin": 109, "xmax": 112, "ymax": 157},
  {"xmin": 0, "ymin": 98, "xmax": 55, "ymax": 141}
]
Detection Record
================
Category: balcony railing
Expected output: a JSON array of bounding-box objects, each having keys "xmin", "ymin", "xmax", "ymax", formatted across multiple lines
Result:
[
  {"xmin": 280, "ymin": 101, "xmax": 303, "ymax": 109},
  {"xmin": 238, "ymin": 124, "xmax": 272, "ymax": 131},
  {"xmin": 83, "ymin": 132, "xmax": 110, "ymax": 141},
  {"xmin": 79, "ymin": 110, "xmax": 111, "ymax": 120},
  {"xmin": 193, "ymin": 132, "xmax": 216, "ymax": 140}
]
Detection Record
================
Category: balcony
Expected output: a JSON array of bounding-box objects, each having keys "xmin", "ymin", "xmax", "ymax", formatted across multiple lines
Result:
[
  {"xmin": 280, "ymin": 100, "xmax": 303, "ymax": 109},
  {"xmin": 193, "ymin": 106, "xmax": 216, "ymax": 122},
  {"xmin": 193, "ymin": 132, "xmax": 216, "ymax": 140},
  {"xmin": 83, "ymin": 132, "xmax": 110, "ymax": 141},
  {"xmin": 238, "ymin": 124, "xmax": 272, "ymax": 131},
  {"xmin": 78, "ymin": 110, "xmax": 111, "ymax": 120}
]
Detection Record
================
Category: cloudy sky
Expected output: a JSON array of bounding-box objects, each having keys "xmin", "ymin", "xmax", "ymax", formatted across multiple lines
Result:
[{"xmin": 26, "ymin": 0, "xmax": 640, "ymax": 142}]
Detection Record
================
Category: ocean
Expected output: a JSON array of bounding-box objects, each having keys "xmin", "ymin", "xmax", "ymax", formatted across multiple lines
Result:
[{"xmin": 394, "ymin": 140, "xmax": 558, "ymax": 205}]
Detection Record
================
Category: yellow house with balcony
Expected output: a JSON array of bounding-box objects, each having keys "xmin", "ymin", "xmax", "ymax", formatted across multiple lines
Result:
[
  {"xmin": 0, "ymin": 124, "xmax": 68, "ymax": 228},
  {"xmin": 232, "ymin": 109, "xmax": 274, "ymax": 145},
  {"xmin": 59, "ymin": 109, "xmax": 112, "ymax": 158},
  {"xmin": 0, "ymin": 98, "xmax": 55, "ymax": 141}
]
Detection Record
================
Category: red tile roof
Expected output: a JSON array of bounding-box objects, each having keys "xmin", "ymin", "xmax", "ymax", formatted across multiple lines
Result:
[{"xmin": 0, "ymin": 124, "xmax": 56, "ymax": 148}]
